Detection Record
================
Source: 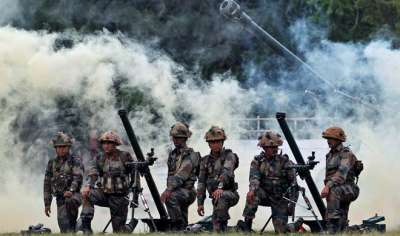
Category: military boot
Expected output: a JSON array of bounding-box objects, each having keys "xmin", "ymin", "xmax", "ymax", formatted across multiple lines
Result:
[
  {"xmin": 237, "ymin": 218, "xmax": 252, "ymax": 232},
  {"xmin": 220, "ymin": 220, "xmax": 228, "ymax": 232},
  {"xmin": 81, "ymin": 219, "xmax": 93, "ymax": 235},
  {"xmin": 213, "ymin": 220, "xmax": 221, "ymax": 232},
  {"xmin": 124, "ymin": 218, "xmax": 138, "ymax": 233},
  {"xmin": 326, "ymin": 219, "xmax": 340, "ymax": 234}
]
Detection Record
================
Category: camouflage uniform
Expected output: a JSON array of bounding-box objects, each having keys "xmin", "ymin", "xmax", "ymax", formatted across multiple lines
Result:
[
  {"xmin": 162, "ymin": 122, "xmax": 200, "ymax": 230},
  {"xmin": 165, "ymin": 145, "xmax": 200, "ymax": 229},
  {"xmin": 242, "ymin": 130, "xmax": 298, "ymax": 233},
  {"xmin": 80, "ymin": 131, "xmax": 134, "ymax": 233},
  {"xmin": 242, "ymin": 152, "xmax": 298, "ymax": 233},
  {"xmin": 322, "ymin": 127, "xmax": 360, "ymax": 233},
  {"xmin": 197, "ymin": 148, "xmax": 239, "ymax": 231},
  {"xmin": 44, "ymin": 132, "xmax": 83, "ymax": 233}
]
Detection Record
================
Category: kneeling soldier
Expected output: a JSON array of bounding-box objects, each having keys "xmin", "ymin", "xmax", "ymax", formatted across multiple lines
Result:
[
  {"xmin": 44, "ymin": 132, "xmax": 83, "ymax": 233},
  {"xmin": 80, "ymin": 131, "xmax": 134, "ymax": 233},
  {"xmin": 197, "ymin": 126, "xmax": 239, "ymax": 232},
  {"xmin": 161, "ymin": 122, "xmax": 201, "ymax": 231},
  {"xmin": 241, "ymin": 130, "xmax": 298, "ymax": 233},
  {"xmin": 321, "ymin": 127, "xmax": 362, "ymax": 233}
]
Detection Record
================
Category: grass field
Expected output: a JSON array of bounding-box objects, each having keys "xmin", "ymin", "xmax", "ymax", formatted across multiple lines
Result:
[{"xmin": 2, "ymin": 231, "xmax": 400, "ymax": 236}]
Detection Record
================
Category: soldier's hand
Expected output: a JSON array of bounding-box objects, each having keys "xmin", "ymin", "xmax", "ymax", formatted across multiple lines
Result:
[
  {"xmin": 246, "ymin": 191, "xmax": 255, "ymax": 204},
  {"xmin": 212, "ymin": 189, "xmax": 224, "ymax": 201},
  {"xmin": 64, "ymin": 191, "xmax": 73, "ymax": 198},
  {"xmin": 45, "ymin": 206, "xmax": 51, "ymax": 217},
  {"xmin": 82, "ymin": 186, "xmax": 91, "ymax": 199},
  {"xmin": 197, "ymin": 205, "xmax": 205, "ymax": 216},
  {"xmin": 161, "ymin": 190, "xmax": 172, "ymax": 203},
  {"xmin": 320, "ymin": 185, "xmax": 330, "ymax": 198}
]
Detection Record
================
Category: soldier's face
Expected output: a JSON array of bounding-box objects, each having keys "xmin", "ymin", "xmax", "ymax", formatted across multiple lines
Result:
[
  {"xmin": 55, "ymin": 146, "xmax": 70, "ymax": 157},
  {"xmin": 102, "ymin": 141, "xmax": 117, "ymax": 153},
  {"xmin": 172, "ymin": 137, "xmax": 187, "ymax": 147},
  {"xmin": 327, "ymin": 138, "xmax": 341, "ymax": 148},
  {"xmin": 263, "ymin": 146, "xmax": 278, "ymax": 156},
  {"xmin": 208, "ymin": 140, "xmax": 224, "ymax": 153}
]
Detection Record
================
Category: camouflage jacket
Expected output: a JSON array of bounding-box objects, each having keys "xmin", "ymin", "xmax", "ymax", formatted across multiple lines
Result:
[
  {"xmin": 87, "ymin": 149, "xmax": 134, "ymax": 194},
  {"xmin": 43, "ymin": 155, "xmax": 84, "ymax": 207},
  {"xmin": 249, "ymin": 152, "xmax": 297, "ymax": 199},
  {"xmin": 167, "ymin": 146, "xmax": 200, "ymax": 191},
  {"xmin": 325, "ymin": 144, "xmax": 358, "ymax": 188},
  {"xmin": 197, "ymin": 149, "xmax": 238, "ymax": 206}
]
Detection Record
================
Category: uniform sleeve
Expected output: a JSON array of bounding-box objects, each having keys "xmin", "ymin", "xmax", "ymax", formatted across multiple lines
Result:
[
  {"xmin": 218, "ymin": 152, "xmax": 236, "ymax": 188},
  {"xmin": 249, "ymin": 159, "xmax": 261, "ymax": 191},
  {"xmin": 197, "ymin": 157, "xmax": 207, "ymax": 206},
  {"xmin": 326, "ymin": 151, "xmax": 355, "ymax": 188},
  {"xmin": 43, "ymin": 160, "xmax": 53, "ymax": 207},
  {"xmin": 69, "ymin": 157, "xmax": 84, "ymax": 192},
  {"xmin": 167, "ymin": 154, "xmax": 193, "ymax": 191}
]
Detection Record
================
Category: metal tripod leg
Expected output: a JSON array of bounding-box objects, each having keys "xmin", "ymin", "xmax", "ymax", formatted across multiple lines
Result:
[{"xmin": 260, "ymin": 215, "xmax": 273, "ymax": 234}]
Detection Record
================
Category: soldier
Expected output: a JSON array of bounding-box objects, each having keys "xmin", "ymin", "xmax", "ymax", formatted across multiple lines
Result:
[
  {"xmin": 44, "ymin": 132, "xmax": 83, "ymax": 233},
  {"xmin": 80, "ymin": 131, "xmax": 134, "ymax": 234},
  {"xmin": 160, "ymin": 122, "xmax": 201, "ymax": 231},
  {"xmin": 321, "ymin": 127, "xmax": 362, "ymax": 233},
  {"xmin": 197, "ymin": 126, "xmax": 239, "ymax": 232},
  {"xmin": 241, "ymin": 130, "xmax": 298, "ymax": 233}
]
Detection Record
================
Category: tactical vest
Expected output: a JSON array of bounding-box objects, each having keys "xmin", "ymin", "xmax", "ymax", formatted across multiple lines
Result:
[
  {"xmin": 204, "ymin": 149, "xmax": 238, "ymax": 193},
  {"xmin": 50, "ymin": 155, "xmax": 76, "ymax": 196},
  {"xmin": 255, "ymin": 154, "xmax": 291, "ymax": 195},
  {"xmin": 97, "ymin": 151, "xmax": 130, "ymax": 194},
  {"xmin": 168, "ymin": 147, "xmax": 200, "ymax": 189}
]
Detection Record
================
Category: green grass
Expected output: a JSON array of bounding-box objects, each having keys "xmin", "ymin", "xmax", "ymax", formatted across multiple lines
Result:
[{"xmin": 2, "ymin": 232, "xmax": 400, "ymax": 236}]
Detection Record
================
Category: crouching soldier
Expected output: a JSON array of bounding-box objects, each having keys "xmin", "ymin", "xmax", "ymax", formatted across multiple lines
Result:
[
  {"xmin": 80, "ymin": 131, "xmax": 134, "ymax": 234},
  {"xmin": 240, "ymin": 130, "xmax": 298, "ymax": 233},
  {"xmin": 197, "ymin": 126, "xmax": 239, "ymax": 232},
  {"xmin": 160, "ymin": 122, "xmax": 201, "ymax": 231},
  {"xmin": 321, "ymin": 127, "xmax": 363, "ymax": 233},
  {"xmin": 44, "ymin": 132, "xmax": 83, "ymax": 233}
]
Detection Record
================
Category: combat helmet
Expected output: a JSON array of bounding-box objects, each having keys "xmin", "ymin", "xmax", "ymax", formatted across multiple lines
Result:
[
  {"xmin": 204, "ymin": 126, "xmax": 227, "ymax": 141},
  {"xmin": 322, "ymin": 126, "xmax": 346, "ymax": 142},
  {"xmin": 257, "ymin": 130, "xmax": 283, "ymax": 147},
  {"xmin": 170, "ymin": 122, "xmax": 192, "ymax": 138},
  {"xmin": 51, "ymin": 132, "xmax": 73, "ymax": 147},
  {"xmin": 98, "ymin": 131, "xmax": 123, "ymax": 145}
]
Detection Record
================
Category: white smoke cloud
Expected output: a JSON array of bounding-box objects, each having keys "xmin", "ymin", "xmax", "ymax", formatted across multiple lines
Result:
[
  {"xmin": 1, "ymin": 12, "xmax": 400, "ymax": 233},
  {"xmin": 0, "ymin": 26, "xmax": 256, "ymax": 232}
]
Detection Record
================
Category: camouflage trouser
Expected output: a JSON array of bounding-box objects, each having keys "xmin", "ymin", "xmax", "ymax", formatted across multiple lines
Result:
[
  {"xmin": 242, "ymin": 188, "xmax": 289, "ymax": 233},
  {"xmin": 211, "ymin": 190, "xmax": 239, "ymax": 232},
  {"xmin": 212, "ymin": 190, "xmax": 240, "ymax": 222},
  {"xmin": 165, "ymin": 187, "xmax": 196, "ymax": 228},
  {"xmin": 80, "ymin": 189, "xmax": 129, "ymax": 232},
  {"xmin": 56, "ymin": 192, "xmax": 82, "ymax": 233},
  {"xmin": 326, "ymin": 183, "xmax": 359, "ymax": 231}
]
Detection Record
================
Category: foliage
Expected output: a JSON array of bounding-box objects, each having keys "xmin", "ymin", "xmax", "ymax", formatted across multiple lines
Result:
[{"xmin": 305, "ymin": 0, "xmax": 400, "ymax": 42}]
